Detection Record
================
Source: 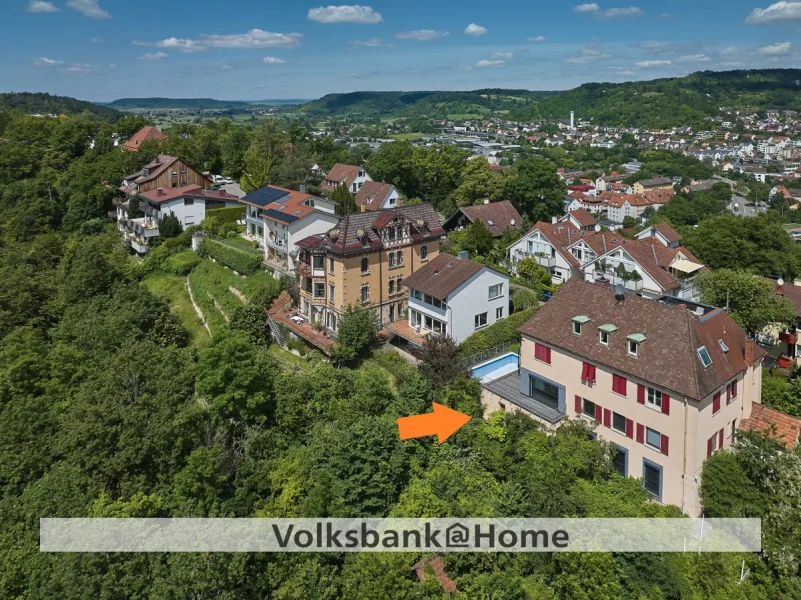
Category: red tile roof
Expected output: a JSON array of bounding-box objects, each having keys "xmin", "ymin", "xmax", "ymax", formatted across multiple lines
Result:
[
  {"xmin": 138, "ymin": 185, "xmax": 240, "ymax": 205},
  {"xmin": 445, "ymin": 200, "xmax": 522, "ymax": 237},
  {"xmin": 740, "ymin": 404, "xmax": 801, "ymax": 449},
  {"xmin": 519, "ymin": 280, "xmax": 764, "ymax": 401},
  {"xmin": 774, "ymin": 282, "xmax": 801, "ymax": 318},
  {"xmin": 402, "ymin": 253, "xmax": 489, "ymax": 300},
  {"xmin": 638, "ymin": 223, "xmax": 682, "ymax": 244},
  {"xmin": 321, "ymin": 163, "xmax": 362, "ymax": 190},
  {"xmin": 354, "ymin": 181, "xmax": 397, "ymax": 211},
  {"xmin": 121, "ymin": 126, "xmax": 166, "ymax": 151},
  {"xmin": 566, "ymin": 209, "xmax": 598, "ymax": 228},
  {"xmin": 412, "ymin": 556, "xmax": 460, "ymax": 594}
]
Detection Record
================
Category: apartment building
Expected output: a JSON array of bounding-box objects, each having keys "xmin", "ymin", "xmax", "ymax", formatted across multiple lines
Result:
[
  {"xmin": 294, "ymin": 204, "xmax": 445, "ymax": 332},
  {"xmin": 401, "ymin": 253, "xmax": 509, "ymax": 344},
  {"xmin": 632, "ymin": 177, "xmax": 674, "ymax": 194},
  {"xmin": 240, "ymin": 185, "xmax": 339, "ymax": 274},
  {"xmin": 480, "ymin": 280, "xmax": 765, "ymax": 515}
]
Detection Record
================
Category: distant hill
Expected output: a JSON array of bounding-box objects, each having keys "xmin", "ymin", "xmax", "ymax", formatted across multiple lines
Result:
[
  {"xmin": 291, "ymin": 70, "xmax": 801, "ymax": 127},
  {"xmin": 509, "ymin": 69, "xmax": 801, "ymax": 128},
  {"xmin": 293, "ymin": 89, "xmax": 556, "ymax": 119},
  {"xmin": 0, "ymin": 92, "xmax": 124, "ymax": 121},
  {"xmin": 108, "ymin": 97, "xmax": 251, "ymax": 110}
]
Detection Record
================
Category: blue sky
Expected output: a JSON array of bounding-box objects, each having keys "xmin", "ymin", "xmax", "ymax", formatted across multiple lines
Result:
[{"xmin": 2, "ymin": 1, "xmax": 801, "ymax": 101}]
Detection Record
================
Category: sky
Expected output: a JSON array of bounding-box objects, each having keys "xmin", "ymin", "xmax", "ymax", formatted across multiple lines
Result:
[{"xmin": 1, "ymin": 1, "xmax": 801, "ymax": 101}]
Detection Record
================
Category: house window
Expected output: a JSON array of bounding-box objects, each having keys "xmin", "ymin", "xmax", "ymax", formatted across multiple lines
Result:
[
  {"xmin": 647, "ymin": 387, "xmax": 662, "ymax": 409},
  {"xmin": 388, "ymin": 280, "xmax": 395, "ymax": 295},
  {"xmin": 421, "ymin": 245, "xmax": 428, "ymax": 260},
  {"xmin": 534, "ymin": 343, "xmax": 551, "ymax": 365},
  {"xmin": 184, "ymin": 216, "xmax": 194, "ymax": 226},
  {"xmin": 645, "ymin": 427, "xmax": 662, "ymax": 450},
  {"xmin": 573, "ymin": 321, "xmax": 582, "ymax": 335},
  {"xmin": 361, "ymin": 257, "xmax": 369, "ymax": 273},
  {"xmin": 475, "ymin": 312, "xmax": 488, "ymax": 329},
  {"xmin": 313, "ymin": 255, "xmax": 324, "ymax": 270},
  {"xmin": 612, "ymin": 412, "xmax": 627, "ymax": 434},
  {"xmin": 496, "ymin": 307, "xmax": 503, "ymax": 319},
  {"xmin": 184, "ymin": 198, "xmax": 194, "ymax": 205},
  {"xmin": 529, "ymin": 374, "xmax": 559, "ymax": 405},
  {"xmin": 642, "ymin": 460, "xmax": 662, "ymax": 500},
  {"xmin": 413, "ymin": 290, "xmax": 422, "ymax": 301},
  {"xmin": 395, "ymin": 250, "xmax": 403, "ymax": 266},
  {"xmin": 582, "ymin": 398, "xmax": 597, "ymax": 419},
  {"xmin": 488, "ymin": 283, "xmax": 503, "ymax": 299},
  {"xmin": 313, "ymin": 282, "xmax": 325, "ymax": 298},
  {"xmin": 727, "ymin": 379, "xmax": 738, "ymax": 403},
  {"xmin": 329, "ymin": 257, "xmax": 335, "ymax": 273},
  {"xmin": 424, "ymin": 294, "xmax": 433, "ymax": 305},
  {"xmin": 599, "ymin": 330, "xmax": 609, "ymax": 346},
  {"xmin": 697, "ymin": 346, "xmax": 713, "ymax": 368},
  {"xmin": 329, "ymin": 284, "xmax": 335, "ymax": 302},
  {"xmin": 360, "ymin": 284, "xmax": 369, "ymax": 303},
  {"xmin": 410, "ymin": 309, "xmax": 421, "ymax": 327},
  {"xmin": 628, "ymin": 340, "xmax": 638, "ymax": 357},
  {"xmin": 612, "ymin": 374, "xmax": 627, "ymax": 396},
  {"xmin": 613, "ymin": 447, "xmax": 627, "ymax": 477},
  {"xmin": 388, "ymin": 253, "xmax": 395, "ymax": 267}
]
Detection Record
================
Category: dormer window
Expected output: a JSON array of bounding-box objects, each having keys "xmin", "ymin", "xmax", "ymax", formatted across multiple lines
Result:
[
  {"xmin": 627, "ymin": 333, "xmax": 646, "ymax": 357},
  {"xmin": 572, "ymin": 315, "xmax": 590, "ymax": 335},
  {"xmin": 598, "ymin": 324, "xmax": 617, "ymax": 346}
]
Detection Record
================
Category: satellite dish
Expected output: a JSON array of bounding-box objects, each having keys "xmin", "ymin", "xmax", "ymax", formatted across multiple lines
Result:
[
  {"xmin": 510, "ymin": 219, "xmax": 516, "ymax": 226},
  {"xmin": 595, "ymin": 224, "xmax": 602, "ymax": 232}
]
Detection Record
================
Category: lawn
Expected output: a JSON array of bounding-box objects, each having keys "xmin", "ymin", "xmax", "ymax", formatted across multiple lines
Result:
[
  {"xmin": 143, "ymin": 272, "xmax": 211, "ymax": 348},
  {"xmin": 268, "ymin": 345, "xmax": 312, "ymax": 371},
  {"xmin": 391, "ymin": 132, "xmax": 427, "ymax": 141}
]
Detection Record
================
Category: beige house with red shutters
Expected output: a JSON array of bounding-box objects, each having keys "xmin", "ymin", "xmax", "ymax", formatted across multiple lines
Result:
[{"xmin": 481, "ymin": 280, "xmax": 766, "ymax": 515}]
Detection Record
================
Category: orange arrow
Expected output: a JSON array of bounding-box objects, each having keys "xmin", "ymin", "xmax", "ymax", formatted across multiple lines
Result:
[{"xmin": 397, "ymin": 403, "xmax": 472, "ymax": 444}]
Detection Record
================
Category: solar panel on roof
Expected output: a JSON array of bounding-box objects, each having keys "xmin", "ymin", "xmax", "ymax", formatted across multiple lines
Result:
[
  {"xmin": 262, "ymin": 209, "xmax": 299, "ymax": 224},
  {"xmin": 243, "ymin": 186, "xmax": 289, "ymax": 207}
]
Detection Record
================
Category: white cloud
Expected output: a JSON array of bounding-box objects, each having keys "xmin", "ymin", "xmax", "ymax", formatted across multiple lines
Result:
[
  {"xmin": 475, "ymin": 59, "xmax": 504, "ymax": 68},
  {"xmin": 32, "ymin": 57, "xmax": 63, "ymax": 66},
  {"xmin": 108, "ymin": 63, "xmax": 116, "ymax": 68},
  {"xmin": 746, "ymin": 2, "xmax": 801, "ymax": 24},
  {"xmin": 64, "ymin": 63, "xmax": 95, "ymax": 75},
  {"xmin": 263, "ymin": 56, "xmax": 286, "ymax": 64},
  {"xmin": 574, "ymin": 3, "xmax": 599, "ymax": 12},
  {"xmin": 307, "ymin": 5, "xmax": 383, "ymax": 24},
  {"xmin": 659, "ymin": 12, "xmax": 671, "ymax": 18},
  {"xmin": 603, "ymin": 6, "xmax": 645, "ymax": 17},
  {"xmin": 349, "ymin": 37, "xmax": 393, "ymax": 47},
  {"xmin": 679, "ymin": 54, "xmax": 710, "ymax": 62},
  {"xmin": 757, "ymin": 41, "xmax": 792, "ymax": 54},
  {"xmin": 527, "ymin": 36, "xmax": 547, "ymax": 42},
  {"xmin": 564, "ymin": 46, "xmax": 611, "ymax": 63},
  {"xmin": 89, "ymin": 37, "xmax": 104, "ymax": 43},
  {"xmin": 464, "ymin": 23, "xmax": 488, "ymax": 36},
  {"xmin": 140, "ymin": 52, "xmax": 168, "ymax": 61},
  {"xmin": 66, "ymin": 0, "xmax": 111, "ymax": 19},
  {"xmin": 395, "ymin": 29, "xmax": 449, "ymax": 41},
  {"xmin": 28, "ymin": 1, "xmax": 59, "ymax": 13},
  {"xmin": 491, "ymin": 51, "xmax": 513, "ymax": 59},
  {"xmin": 635, "ymin": 59, "xmax": 672, "ymax": 67},
  {"xmin": 133, "ymin": 30, "xmax": 303, "ymax": 52},
  {"xmin": 722, "ymin": 46, "xmax": 738, "ymax": 55}
]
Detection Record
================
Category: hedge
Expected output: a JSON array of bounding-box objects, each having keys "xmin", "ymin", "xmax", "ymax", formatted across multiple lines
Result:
[
  {"xmin": 197, "ymin": 238, "xmax": 263, "ymax": 275},
  {"xmin": 456, "ymin": 306, "xmax": 539, "ymax": 359},
  {"xmin": 163, "ymin": 250, "xmax": 202, "ymax": 275},
  {"xmin": 207, "ymin": 205, "xmax": 246, "ymax": 224}
]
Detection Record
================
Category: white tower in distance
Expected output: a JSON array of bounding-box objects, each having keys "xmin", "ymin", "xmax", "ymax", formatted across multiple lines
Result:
[{"xmin": 570, "ymin": 111, "xmax": 575, "ymax": 131}]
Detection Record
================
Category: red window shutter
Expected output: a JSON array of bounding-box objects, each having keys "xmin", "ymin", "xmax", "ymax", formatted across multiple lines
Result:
[
  {"xmin": 581, "ymin": 362, "xmax": 589, "ymax": 380},
  {"xmin": 603, "ymin": 408, "xmax": 611, "ymax": 428},
  {"xmin": 613, "ymin": 375, "xmax": 627, "ymax": 395},
  {"xmin": 636, "ymin": 423, "xmax": 644, "ymax": 444},
  {"xmin": 726, "ymin": 384, "xmax": 731, "ymax": 404},
  {"xmin": 733, "ymin": 379, "xmax": 738, "ymax": 398},
  {"xmin": 713, "ymin": 392, "xmax": 721, "ymax": 414},
  {"xmin": 637, "ymin": 384, "xmax": 645, "ymax": 405},
  {"xmin": 660, "ymin": 434, "xmax": 669, "ymax": 456},
  {"xmin": 594, "ymin": 404, "xmax": 603, "ymax": 422},
  {"xmin": 544, "ymin": 346, "xmax": 551, "ymax": 365},
  {"xmin": 661, "ymin": 394, "xmax": 670, "ymax": 416},
  {"xmin": 719, "ymin": 428, "xmax": 724, "ymax": 449},
  {"xmin": 625, "ymin": 418, "xmax": 634, "ymax": 439},
  {"xmin": 707, "ymin": 436, "xmax": 714, "ymax": 457},
  {"xmin": 534, "ymin": 343, "xmax": 542, "ymax": 361},
  {"xmin": 588, "ymin": 365, "xmax": 597, "ymax": 384},
  {"xmin": 574, "ymin": 395, "xmax": 582, "ymax": 414}
]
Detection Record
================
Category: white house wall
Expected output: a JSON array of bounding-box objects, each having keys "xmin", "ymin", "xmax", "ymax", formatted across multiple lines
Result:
[
  {"xmin": 447, "ymin": 269, "xmax": 509, "ymax": 344},
  {"xmin": 159, "ymin": 198, "xmax": 238, "ymax": 228}
]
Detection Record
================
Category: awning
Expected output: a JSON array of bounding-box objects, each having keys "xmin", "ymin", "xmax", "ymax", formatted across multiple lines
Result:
[{"xmin": 671, "ymin": 259, "xmax": 704, "ymax": 274}]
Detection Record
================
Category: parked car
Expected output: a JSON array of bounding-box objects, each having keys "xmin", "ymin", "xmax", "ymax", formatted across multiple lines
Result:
[{"xmin": 211, "ymin": 175, "xmax": 225, "ymax": 184}]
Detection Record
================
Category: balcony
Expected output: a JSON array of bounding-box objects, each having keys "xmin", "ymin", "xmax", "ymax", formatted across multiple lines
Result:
[
  {"xmin": 133, "ymin": 221, "xmax": 160, "ymax": 239},
  {"xmin": 535, "ymin": 254, "xmax": 556, "ymax": 268},
  {"xmin": 265, "ymin": 237, "xmax": 289, "ymax": 253},
  {"xmin": 481, "ymin": 372, "xmax": 565, "ymax": 425},
  {"xmin": 113, "ymin": 198, "xmax": 130, "ymax": 211},
  {"xmin": 141, "ymin": 203, "xmax": 159, "ymax": 218}
]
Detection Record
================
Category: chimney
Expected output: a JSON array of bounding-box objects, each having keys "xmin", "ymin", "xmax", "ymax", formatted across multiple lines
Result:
[
  {"xmin": 299, "ymin": 184, "xmax": 306, "ymax": 193},
  {"xmin": 551, "ymin": 216, "xmax": 558, "ymax": 224},
  {"xmin": 483, "ymin": 198, "xmax": 490, "ymax": 205},
  {"xmin": 157, "ymin": 188, "xmax": 164, "ymax": 196}
]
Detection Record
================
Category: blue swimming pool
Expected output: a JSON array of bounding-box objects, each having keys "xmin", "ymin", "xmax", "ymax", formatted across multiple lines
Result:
[{"xmin": 471, "ymin": 353, "xmax": 519, "ymax": 382}]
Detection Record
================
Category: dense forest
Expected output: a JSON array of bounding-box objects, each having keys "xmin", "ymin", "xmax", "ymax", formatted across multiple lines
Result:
[
  {"xmin": 0, "ymin": 92, "xmax": 124, "ymax": 121},
  {"xmin": 2, "ymin": 99, "xmax": 801, "ymax": 598},
  {"xmin": 108, "ymin": 97, "xmax": 252, "ymax": 110}
]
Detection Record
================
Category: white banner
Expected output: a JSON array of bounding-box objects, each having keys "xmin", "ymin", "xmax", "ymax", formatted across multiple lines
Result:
[{"xmin": 40, "ymin": 518, "xmax": 761, "ymax": 553}]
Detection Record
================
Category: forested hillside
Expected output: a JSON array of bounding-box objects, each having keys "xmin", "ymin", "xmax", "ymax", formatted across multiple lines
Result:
[
  {"xmin": 0, "ymin": 92, "xmax": 124, "ymax": 121},
  {"xmin": 108, "ymin": 97, "xmax": 251, "ymax": 110},
  {"xmin": 1, "ymin": 102, "xmax": 801, "ymax": 598}
]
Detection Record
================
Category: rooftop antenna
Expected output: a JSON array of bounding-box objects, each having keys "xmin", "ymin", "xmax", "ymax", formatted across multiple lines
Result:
[{"xmin": 737, "ymin": 560, "xmax": 751, "ymax": 585}]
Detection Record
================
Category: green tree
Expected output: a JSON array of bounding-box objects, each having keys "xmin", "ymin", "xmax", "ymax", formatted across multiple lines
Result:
[
  {"xmin": 462, "ymin": 219, "xmax": 494, "ymax": 256},
  {"xmin": 330, "ymin": 184, "xmax": 358, "ymax": 215},
  {"xmin": 158, "ymin": 212, "xmax": 182, "ymax": 239},
  {"xmin": 332, "ymin": 305, "xmax": 377, "ymax": 364},
  {"xmin": 240, "ymin": 145, "xmax": 271, "ymax": 193},
  {"xmin": 517, "ymin": 256, "xmax": 553, "ymax": 289},
  {"xmin": 418, "ymin": 335, "xmax": 465, "ymax": 388},
  {"xmin": 504, "ymin": 157, "xmax": 567, "ymax": 221},
  {"xmin": 450, "ymin": 158, "xmax": 504, "ymax": 208},
  {"xmin": 695, "ymin": 269, "xmax": 794, "ymax": 334}
]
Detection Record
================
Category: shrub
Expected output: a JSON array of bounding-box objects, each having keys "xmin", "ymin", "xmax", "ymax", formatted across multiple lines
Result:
[
  {"xmin": 197, "ymin": 238, "xmax": 263, "ymax": 275},
  {"xmin": 163, "ymin": 250, "xmax": 202, "ymax": 276},
  {"xmin": 207, "ymin": 206, "xmax": 245, "ymax": 224},
  {"xmin": 456, "ymin": 306, "xmax": 539, "ymax": 359}
]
